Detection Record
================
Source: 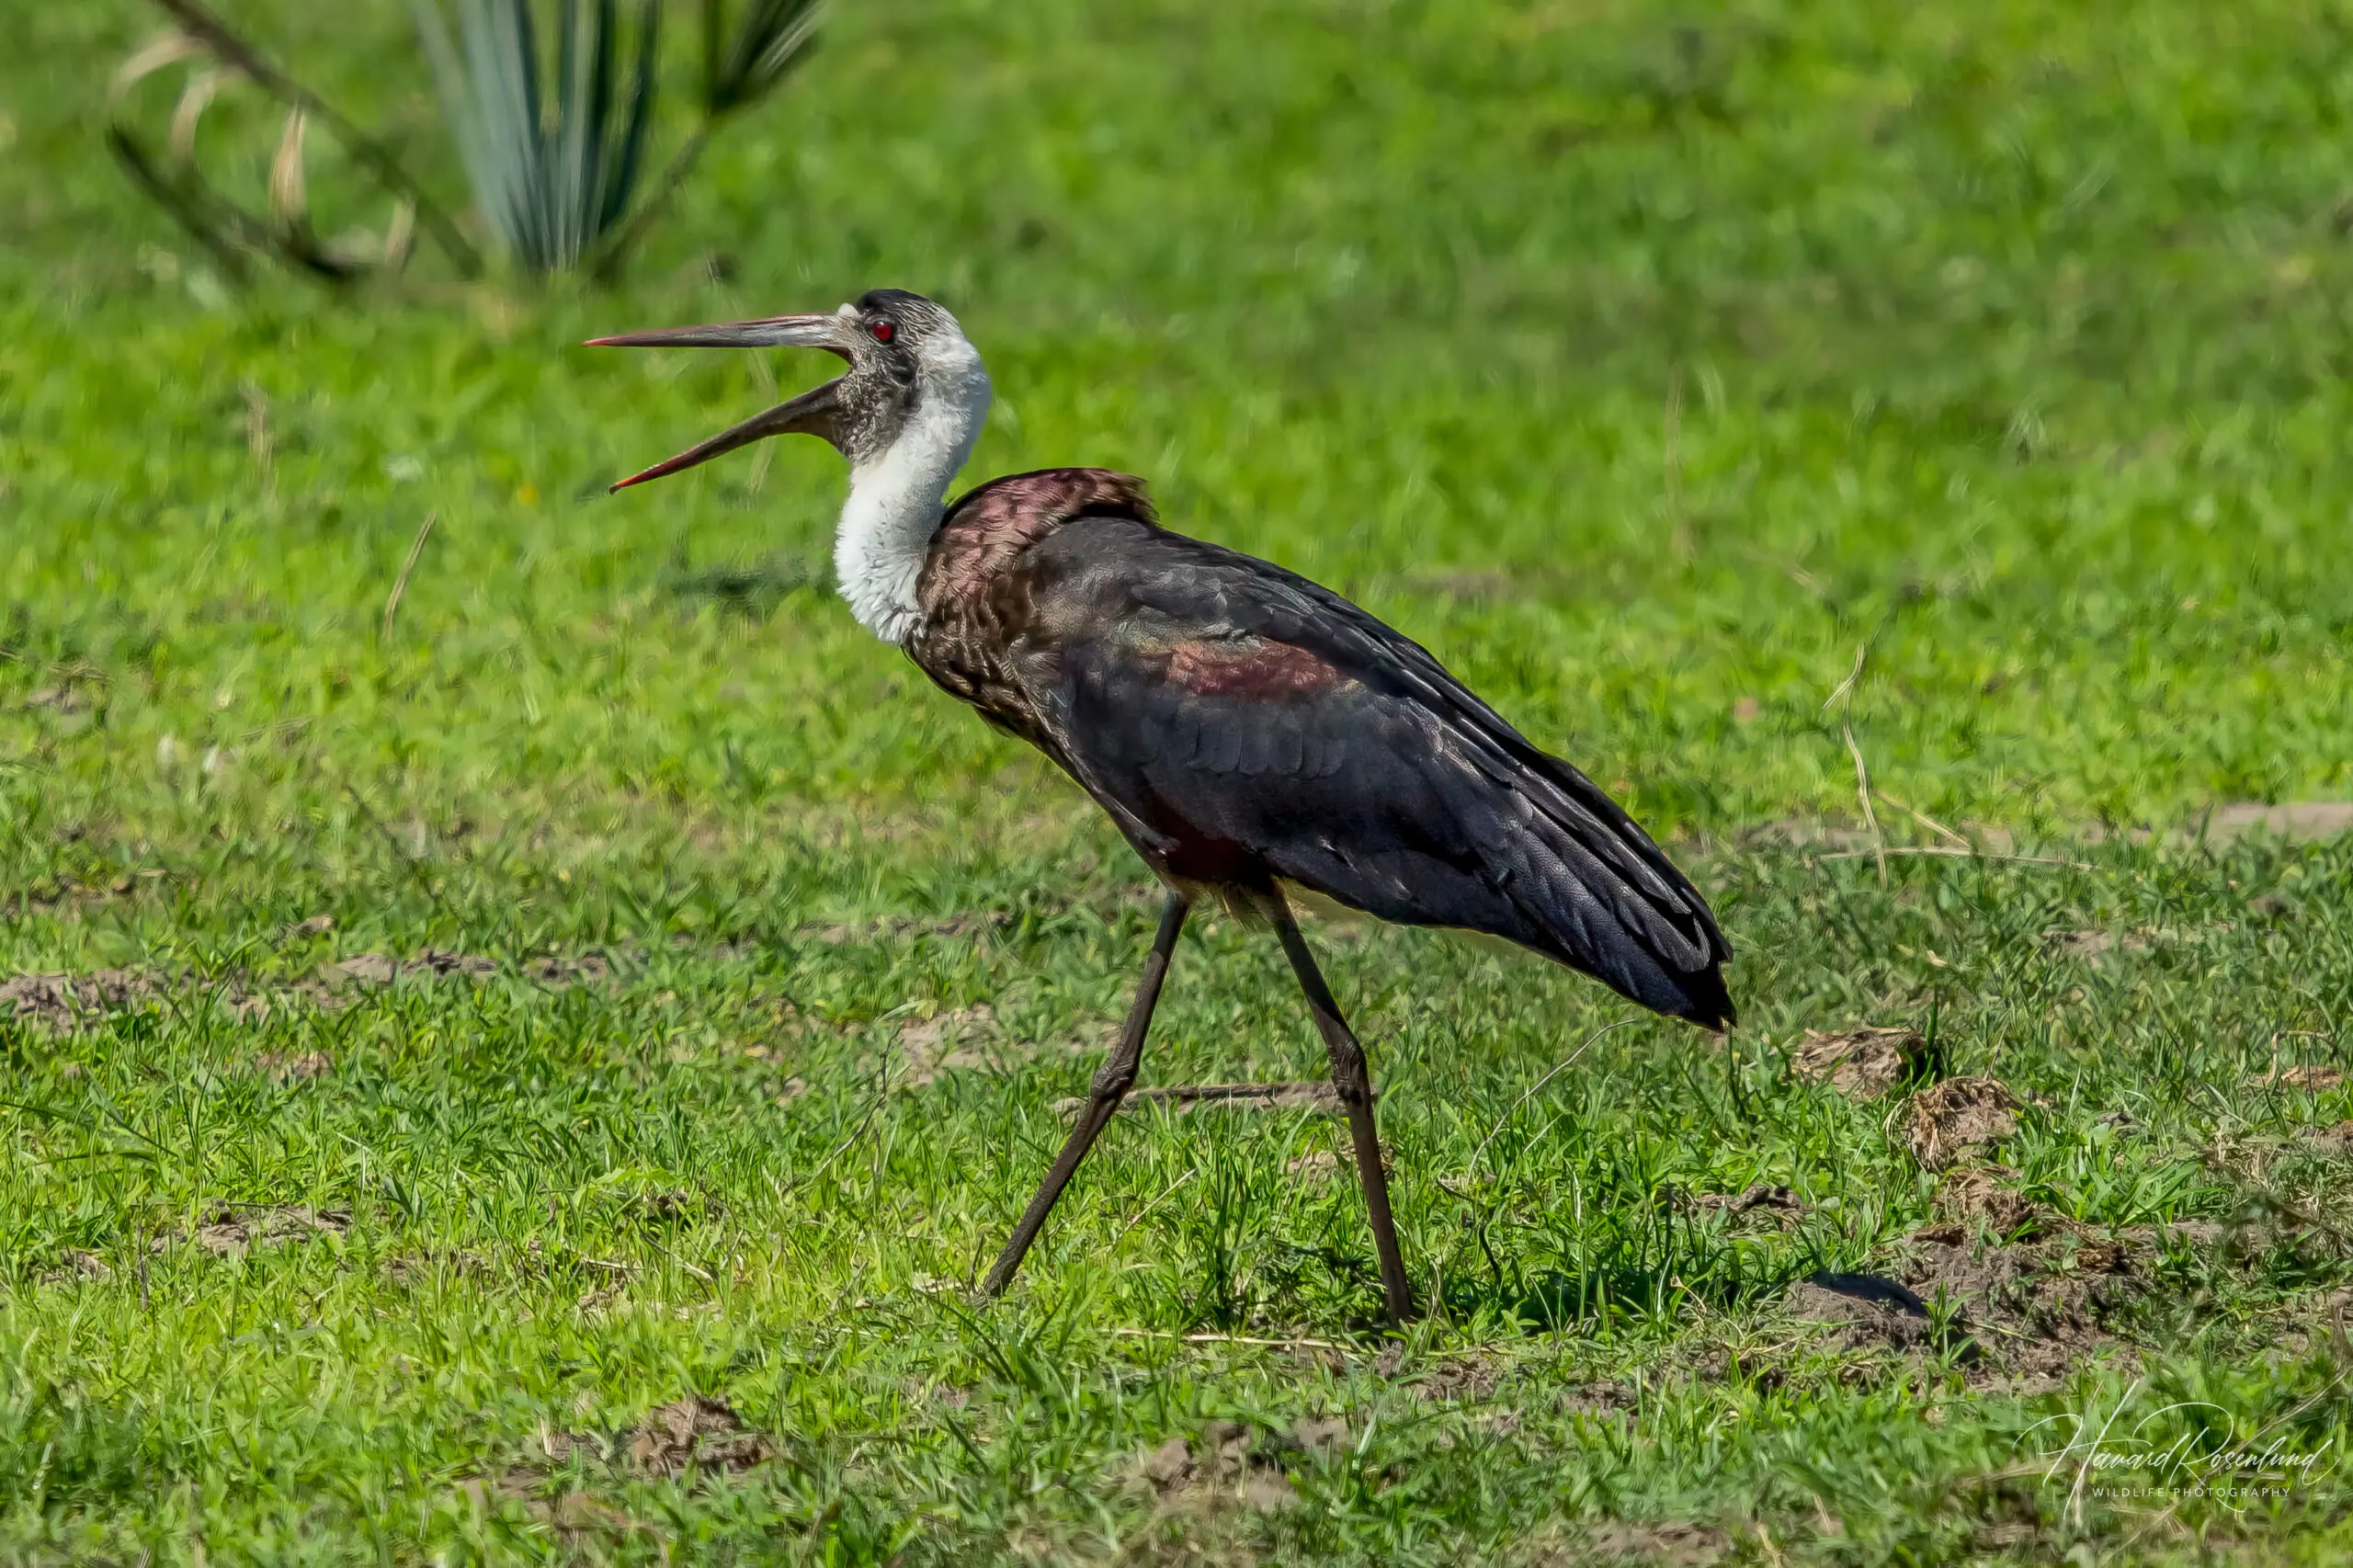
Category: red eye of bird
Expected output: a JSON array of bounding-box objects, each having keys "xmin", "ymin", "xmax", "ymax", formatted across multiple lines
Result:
[{"xmin": 870, "ymin": 320, "xmax": 894, "ymax": 343}]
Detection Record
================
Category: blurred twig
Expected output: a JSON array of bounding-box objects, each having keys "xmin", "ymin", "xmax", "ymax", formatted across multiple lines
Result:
[
  {"xmin": 1823, "ymin": 642, "xmax": 1889, "ymax": 887},
  {"xmin": 137, "ymin": 0, "xmax": 482, "ymax": 276},
  {"xmin": 381, "ymin": 511, "xmax": 439, "ymax": 643}
]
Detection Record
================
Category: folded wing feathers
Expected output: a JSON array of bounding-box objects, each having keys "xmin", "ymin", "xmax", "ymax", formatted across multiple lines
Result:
[
  {"xmin": 1109, "ymin": 530, "xmax": 1728, "ymax": 990},
  {"xmin": 1240, "ymin": 563, "xmax": 1728, "ymax": 976}
]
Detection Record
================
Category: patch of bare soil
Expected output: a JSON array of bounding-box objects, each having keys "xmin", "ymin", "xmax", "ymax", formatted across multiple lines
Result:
[
  {"xmin": 16, "ymin": 868, "xmax": 173, "ymax": 910},
  {"xmin": 1736, "ymin": 820, "xmax": 1881, "ymax": 853},
  {"xmin": 2049, "ymin": 924, "xmax": 2232, "ymax": 964},
  {"xmin": 1790, "ymin": 1027, "xmax": 1931, "ymax": 1099},
  {"xmin": 1836, "ymin": 1155, "xmax": 2156, "ymax": 1394},
  {"xmin": 1906, "ymin": 1076, "xmax": 2019, "ymax": 1169},
  {"xmin": 330, "ymin": 947, "xmax": 625, "ymax": 994},
  {"xmin": 1894, "ymin": 1232, "xmax": 2138, "ymax": 1393},
  {"xmin": 1686, "ymin": 1183, "xmax": 1808, "ymax": 1229},
  {"xmin": 2115, "ymin": 1220, "xmax": 2226, "ymax": 1252},
  {"xmin": 3, "ymin": 969, "xmax": 167, "ymax": 1032},
  {"xmin": 383, "ymin": 1246, "xmax": 490, "ymax": 1289},
  {"xmin": 251, "ymin": 1050, "xmax": 332, "ymax": 1082},
  {"xmin": 153, "ymin": 1205, "xmax": 349, "ymax": 1257},
  {"xmin": 1556, "ymin": 1381, "xmax": 1639, "ymax": 1420},
  {"xmin": 1290, "ymin": 1415, "xmax": 1350, "ymax": 1457},
  {"xmin": 1129, "ymin": 1421, "xmax": 1301, "ymax": 1512},
  {"xmin": 1407, "ymin": 1351, "xmax": 1509, "ymax": 1403},
  {"xmin": 626, "ymin": 1395, "xmax": 775, "ymax": 1477},
  {"xmin": 1286, "ymin": 1148, "xmax": 1343, "ymax": 1180},
  {"xmin": 1578, "ymin": 1520, "xmax": 1733, "ymax": 1566},
  {"xmin": 2249, "ymin": 1064, "xmax": 2347, "ymax": 1091},
  {"xmin": 896, "ymin": 1005, "xmax": 1000, "ymax": 1086},
  {"xmin": 801, "ymin": 912, "xmax": 1014, "ymax": 946},
  {"xmin": 1794, "ymin": 1219, "xmax": 2206, "ymax": 1393},
  {"xmin": 331, "ymin": 949, "xmax": 498, "ymax": 985},
  {"xmin": 523, "ymin": 952, "xmax": 617, "ymax": 985},
  {"xmin": 2193, "ymin": 801, "xmax": 2353, "ymax": 844},
  {"xmin": 3, "ymin": 944, "xmax": 614, "ymax": 1034}
]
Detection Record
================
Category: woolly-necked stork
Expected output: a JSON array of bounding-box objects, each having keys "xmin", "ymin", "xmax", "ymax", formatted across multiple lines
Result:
[{"xmin": 591, "ymin": 290, "xmax": 1733, "ymax": 1322}]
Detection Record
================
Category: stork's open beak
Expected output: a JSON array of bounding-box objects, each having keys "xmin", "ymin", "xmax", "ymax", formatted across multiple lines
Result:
[{"xmin": 586, "ymin": 312, "xmax": 858, "ymax": 491}]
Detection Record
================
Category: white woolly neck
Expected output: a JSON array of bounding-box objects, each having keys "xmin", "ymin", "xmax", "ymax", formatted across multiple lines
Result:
[{"xmin": 835, "ymin": 336, "xmax": 992, "ymax": 644}]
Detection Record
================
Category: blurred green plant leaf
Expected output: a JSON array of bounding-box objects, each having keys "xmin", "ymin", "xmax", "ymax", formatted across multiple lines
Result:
[
  {"xmin": 703, "ymin": 0, "xmax": 821, "ymax": 117},
  {"xmin": 412, "ymin": 0, "xmax": 664, "ymax": 275}
]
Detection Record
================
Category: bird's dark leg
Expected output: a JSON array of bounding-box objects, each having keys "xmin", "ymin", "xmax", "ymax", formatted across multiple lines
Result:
[
  {"xmin": 980, "ymin": 890, "xmax": 1190, "ymax": 1298},
  {"xmin": 1267, "ymin": 899, "xmax": 1414, "ymax": 1324}
]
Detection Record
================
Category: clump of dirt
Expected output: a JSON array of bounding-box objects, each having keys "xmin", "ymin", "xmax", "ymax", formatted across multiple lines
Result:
[
  {"xmin": 1906, "ymin": 1076, "xmax": 2019, "ymax": 1169},
  {"xmin": 1933, "ymin": 1165, "xmax": 2046, "ymax": 1238},
  {"xmin": 1407, "ymin": 1351, "xmax": 1508, "ymax": 1403},
  {"xmin": 2048, "ymin": 927, "xmax": 2161, "ymax": 963},
  {"xmin": 1790, "ymin": 1199, "xmax": 2183, "ymax": 1391},
  {"xmin": 154, "ymin": 1205, "xmax": 350, "ymax": 1257},
  {"xmin": 1687, "ymin": 1183, "xmax": 1807, "ymax": 1228},
  {"xmin": 1786, "ymin": 1273, "xmax": 1960, "ymax": 1358},
  {"xmin": 39, "ymin": 1248, "xmax": 111, "ymax": 1286},
  {"xmin": 1556, "ymin": 1381, "xmax": 1639, "ymax": 1420},
  {"xmin": 251, "ymin": 1051, "xmax": 332, "ymax": 1082},
  {"xmin": 523, "ymin": 952, "xmax": 616, "ymax": 986},
  {"xmin": 2074, "ymin": 1239, "xmax": 2131, "ymax": 1274},
  {"xmin": 540, "ymin": 1493, "xmax": 631, "ymax": 1539},
  {"xmin": 626, "ymin": 1395, "xmax": 774, "ymax": 1477},
  {"xmin": 1790, "ymin": 1027, "xmax": 1931, "ymax": 1099},
  {"xmin": 1130, "ymin": 1421, "xmax": 1300, "ymax": 1512},
  {"xmin": 2298, "ymin": 1121, "xmax": 2353, "ymax": 1157}
]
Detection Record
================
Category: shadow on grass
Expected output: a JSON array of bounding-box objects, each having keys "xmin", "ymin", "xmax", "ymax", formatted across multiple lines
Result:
[{"xmin": 662, "ymin": 554, "xmax": 828, "ymax": 617}]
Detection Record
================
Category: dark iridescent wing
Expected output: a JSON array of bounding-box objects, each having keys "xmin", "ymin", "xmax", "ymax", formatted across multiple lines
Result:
[{"xmin": 1014, "ymin": 514, "xmax": 1733, "ymax": 1028}]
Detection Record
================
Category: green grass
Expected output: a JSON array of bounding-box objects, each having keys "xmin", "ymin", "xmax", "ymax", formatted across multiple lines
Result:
[{"xmin": 4, "ymin": 0, "xmax": 2353, "ymax": 1561}]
